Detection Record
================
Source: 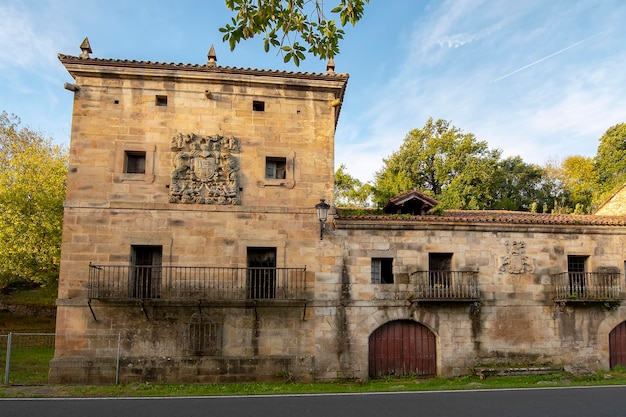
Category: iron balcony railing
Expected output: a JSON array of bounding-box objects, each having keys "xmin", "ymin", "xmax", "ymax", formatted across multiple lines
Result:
[
  {"xmin": 409, "ymin": 270, "xmax": 480, "ymax": 300},
  {"xmin": 88, "ymin": 264, "xmax": 307, "ymax": 301},
  {"xmin": 553, "ymin": 272, "xmax": 623, "ymax": 301}
]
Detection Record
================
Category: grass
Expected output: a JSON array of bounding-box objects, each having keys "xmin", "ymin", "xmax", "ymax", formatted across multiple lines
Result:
[
  {"xmin": 0, "ymin": 311, "xmax": 56, "ymax": 333},
  {"xmin": 0, "ymin": 347, "xmax": 55, "ymax": 385},
  {"xmin": 2, "ymin": 369, "xmax": 626, "ymax": 398},
  {"xmin": 0, "ymin": 283, "xmax": 57, "ymax": 334},
  {"xmin": 0, "ymin": 283, "xmax": 58, "ymax": 307}
]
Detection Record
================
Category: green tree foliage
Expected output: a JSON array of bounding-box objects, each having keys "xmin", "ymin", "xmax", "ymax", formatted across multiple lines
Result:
[
  {"xmin": 372, "ymin": 118, "xmax": 503, "ymax": 209},
  {"xmin": 594, "ymin": 123, "xmax": 626, "ymax": 202},
  {"xmin": 554, "ymin": 155, "xmax": 597, "ymax": 213},
  {"xmin": 490, "ymin": 156, "xmax": 546, "ymax": 211},
  {"xmin": 339, "ymin": 119, "xmax": 626, "ymax": 213},
  {"xmin": 537, "ymin": 158, "xmax": 570, "ymax": 213},
  {"xmin": 220, "ymin": 0, "xmax": 369, "ymax": 65},
  {"xmin": 0, "ymin": 112, "xmax": 67, "ymax": 289},
  {"xmin": 334, "ymin": 164, "xmax": 372, "ymax": 207}
]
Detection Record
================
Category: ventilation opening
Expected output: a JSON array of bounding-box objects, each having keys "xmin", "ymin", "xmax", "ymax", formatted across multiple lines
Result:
[
  {"xmin": 155, "ymin": 95, "xmax": 168, "ymax": 106},
  {"xmin": 253, "ymin": 100, "xmax": 265, "ymax": 112}
]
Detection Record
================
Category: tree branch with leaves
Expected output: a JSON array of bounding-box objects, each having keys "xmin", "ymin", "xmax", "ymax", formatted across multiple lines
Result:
[{"xmin": 220, "ymin": 0, "xmax": 369, "ymax": 65}]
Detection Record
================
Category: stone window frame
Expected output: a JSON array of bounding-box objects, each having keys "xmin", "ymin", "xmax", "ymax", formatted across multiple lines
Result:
[
  {"xmin": 113, "ymin": 142, "xmax": 156, "ymax": 183},
  {"xmin": 259, "ymin": 152, "xmax": 295, "ymax": 188}
]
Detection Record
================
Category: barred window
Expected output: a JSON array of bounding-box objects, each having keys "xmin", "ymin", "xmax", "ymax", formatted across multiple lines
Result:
[{"xmin": 184, "ymin": 313, "xmax": 221, "ymax": 356}]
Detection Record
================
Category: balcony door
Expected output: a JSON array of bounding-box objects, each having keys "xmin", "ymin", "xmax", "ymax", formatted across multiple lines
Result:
[
  {"xmin": 429, "ymin": 253, "xmax": 452, "ymax": 297},
  {"xmin": 131, "ymin": 245, "xmax": 162, "ymax": 299},
  {"xmin": 247, "ymin": 247, "xmax": 276, "ymax": 299},
  {"xmin": 568, "ymin": 255, "xmax": 587, "ymax": 297}
]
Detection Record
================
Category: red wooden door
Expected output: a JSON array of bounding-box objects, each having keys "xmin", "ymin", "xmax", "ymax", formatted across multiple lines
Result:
[
  {"xmin": 368, "ymin": 320, "xmax": 436, "ymax": 378},
  {"xmin": 609, "ymin": 321, "xmax": 626, "ymax": 368}
]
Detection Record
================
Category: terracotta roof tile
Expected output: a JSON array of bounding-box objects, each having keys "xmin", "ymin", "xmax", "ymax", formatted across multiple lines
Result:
[
  {"xmin": 57, "ymin": 54, "xmax": 349, "ymax": 81},
  {"xmin": 335, "ymin": 209, "xmax": 626, "ymax": 226},
  {"xmin": 387, "ymin": 189, "xmax": 439, "ymax": 206}
]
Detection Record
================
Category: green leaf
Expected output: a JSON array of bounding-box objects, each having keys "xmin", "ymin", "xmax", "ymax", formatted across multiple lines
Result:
[{"xmin": 220, "ymin": 0, "xmax": 369, "ymax": 64}]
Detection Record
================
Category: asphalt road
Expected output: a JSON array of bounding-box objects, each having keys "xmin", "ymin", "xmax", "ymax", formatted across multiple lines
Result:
[{"xmin": 2, "ymin": 386, "xmax": 626, "ymax": 417}]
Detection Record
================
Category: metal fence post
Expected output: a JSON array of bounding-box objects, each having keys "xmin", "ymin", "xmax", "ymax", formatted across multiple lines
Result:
[
  {"xmin": 4, "ymin": 332, "xmax": 12, "ymax": 386},
  {"xmin": 115, "ymin": 333, "xmax": 121, "ymax": 385}
]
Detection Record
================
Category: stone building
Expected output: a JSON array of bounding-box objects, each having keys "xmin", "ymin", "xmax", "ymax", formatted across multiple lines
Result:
[{"xmin": 51, "ymin": 39, "xmax": 626, "ymax": 383}]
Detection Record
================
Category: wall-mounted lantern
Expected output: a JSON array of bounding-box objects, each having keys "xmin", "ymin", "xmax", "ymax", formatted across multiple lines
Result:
[{"xmin": 315, "ymin": 199, "xmax": 331, "ymax": 240}]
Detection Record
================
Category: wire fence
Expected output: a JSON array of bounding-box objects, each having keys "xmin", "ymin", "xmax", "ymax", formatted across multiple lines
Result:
[{"xmin": 2, "ymin": 332, "xmax": 121, "ymax": 386}]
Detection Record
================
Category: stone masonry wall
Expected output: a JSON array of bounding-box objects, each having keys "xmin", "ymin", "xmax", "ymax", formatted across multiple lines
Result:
[
  {"xmin": 596, "ymin": 185, "xmax": 626, "ymax": 216},
  {"xmin": 54, "ymin": 58, "xmax": 344, "ymax": 382},
  {"xmin": 310, "ymin": 222, "xmax": 626, "ymax": 380}
]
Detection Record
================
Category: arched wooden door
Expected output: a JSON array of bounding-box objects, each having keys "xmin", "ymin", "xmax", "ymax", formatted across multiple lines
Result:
[
  {"xmin": 609, "ymin": 321, "xmax": 626, "ymax": 368},
  {"xmin": 368, "ymin": 320, "xmax": 436, "ymax": 378}
]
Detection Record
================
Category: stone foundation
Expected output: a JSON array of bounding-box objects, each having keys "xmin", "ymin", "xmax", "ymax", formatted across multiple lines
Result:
[{"xmin": 49, "ymin": 355, "xmax": 314, "ymax": 384}]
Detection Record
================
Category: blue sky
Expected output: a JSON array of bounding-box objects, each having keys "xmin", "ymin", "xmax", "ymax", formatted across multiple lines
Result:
[{"xmin": 1, "ymin": 1, "xmax": 625, "ymax": 183}]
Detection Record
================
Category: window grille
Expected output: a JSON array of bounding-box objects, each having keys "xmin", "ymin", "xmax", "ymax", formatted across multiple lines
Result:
[{"xmin": 184, "ymin": 313, "xmax": 221, "ymax": 356}]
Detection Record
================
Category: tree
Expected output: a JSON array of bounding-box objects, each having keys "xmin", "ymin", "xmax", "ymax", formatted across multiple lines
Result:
[
  {"xmin": 490, "ymin": 156, "xmax": 546, "ymax": 211},
  {"xmin": 594, "ymin": 123, "xmax": 626, "ymax": 202},
  {"xmin": 221, "ymin": 0, "xmax": 369, "ymax": 65},
  {"xmin": 0, "ymin": 112, "xmax": 67, "ymax": 289},
  {"xmin": 334, "ymin": 164, "xmax": 372, "ymax": 207},
  {"xmin": 372, "ymin": 118, "xmax": 502, "ymax": 209},
  {"xmin": 556, "ymin": 156, "xmax": 597, "ymax": 213}
]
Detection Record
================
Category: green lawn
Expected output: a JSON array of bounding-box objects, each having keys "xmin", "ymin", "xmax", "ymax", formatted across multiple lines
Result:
[
  {"xmin": 2, "ymin": 368, "xmax": 626, "ymax": 398},
  {"xmin": 1, "ymin": 347, "xmax": 55, "ymax": 385}
]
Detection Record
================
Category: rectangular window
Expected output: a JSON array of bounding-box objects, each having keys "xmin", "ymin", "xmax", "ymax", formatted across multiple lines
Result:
[
  {"xmin": 371, "ymin": 258, "xmax": 393, "ymax": 284},
  {"xmin": 247, "ymin": 247, "xmax": 276, "ymax": 299},
  {"xmin": 429, "ymin": 253, "xmax": 452, "ymax": 291},
  {"xmin": 155, "ymin": 95, "xmax": 168, "ymax": 106},
  {"xmin": 265, "ymin": 157, "xmax": 287, "ymax": 179},
  {"xmin": 130, "ymin": 245, "xmax": 162, "ymax": 299},
  {"xmin": 124, "ymin": 151, "xmax": 146, "ymax": 174},
  {"xmin": 568, "ymin": 255, "xmax": 588, "ymax": 296}
]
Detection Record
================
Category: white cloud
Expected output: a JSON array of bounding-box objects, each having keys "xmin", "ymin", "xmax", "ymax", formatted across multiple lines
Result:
[
  {"xmin": 0, "ymin": 3, "xmax": 59, "ymax": 70},
  {"xmin": 436, "ymin": 23, "xmax": 503, "ymax": 49},
  {"xmin": 335, "ymin": 0, "xmax": 626, "ymax": 182}
]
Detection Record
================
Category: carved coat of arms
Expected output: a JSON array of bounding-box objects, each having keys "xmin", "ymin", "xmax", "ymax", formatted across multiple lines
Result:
[
  {"xmin": 169, "ymin": 133, "xmax": 240, "ymax": 205},
  {"xmin": 500, "ymin": 240, "xmax": 534, "ymax": 274}
]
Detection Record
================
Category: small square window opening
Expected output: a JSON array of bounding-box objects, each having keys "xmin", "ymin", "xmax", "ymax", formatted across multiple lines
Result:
[
  {"xmin": 253, "ymin": 100, "xmax": 265, "ymax": 112},
  {"xmin": 265, "ymin": 157, "xmax": 286, "ymax": 179},
  {"xmin": 155, "ymin": 95, "xmax": 168, "ymax": 106},
  {"xmin": 125, "ymin": 151, "xmax": 146, "ymax": 174}
]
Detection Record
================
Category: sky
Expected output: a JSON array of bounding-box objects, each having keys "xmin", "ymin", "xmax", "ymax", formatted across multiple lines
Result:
[{"xmin": 1, "ymin": 0, "xmax": 626, "ymax": 183}]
